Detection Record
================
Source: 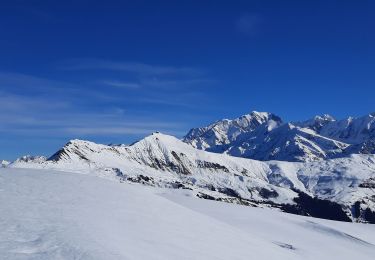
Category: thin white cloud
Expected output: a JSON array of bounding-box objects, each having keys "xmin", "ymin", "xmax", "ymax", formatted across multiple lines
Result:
[
  {"xmin": 0, "ymin": 91, "xmax": 70, "ymax": 112},
  {"xmin": 0, "ymin": 72, "xmax": 77, "ymax": 92},
  {"xmin": 139, "ymin": 78, "xmax": 217, "ymax": 90},
  {"xmin": 59, "ymin": 59, "xmax": 205, "ymax": 76},
  {"xmin": 101, "ymin": 80, "xmax": 141, "ymax": 89},
  {"xmin": 0, "ymin": 69, "xmax": 213, "ymax": 143},
  {"xmin": 0, "ymin": 110, "xmax": 188, "ymax": 137},
  {"xmin": 98, "ymin": 78, "xmax": 216, "ymax": 91},
  {"xmin": 0, "ymin": 88, "xmax": 189, "ymax": 138}
]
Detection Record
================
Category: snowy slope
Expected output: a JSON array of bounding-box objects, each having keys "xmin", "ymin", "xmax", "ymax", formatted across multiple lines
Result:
[
  {"xmin": 184, "ymin": 111, "xmax": 375, "ymax": 162},
  {"xmin": 9, "ymin": 133, "xmax": 375, "ymax": 223},
  {"xmin": 11, "ymin": 134, "xmax": 297, "ymax": 206},
  {"xmin": 1, "ymin": 168, "xmax": 375, "ymax": 260}
]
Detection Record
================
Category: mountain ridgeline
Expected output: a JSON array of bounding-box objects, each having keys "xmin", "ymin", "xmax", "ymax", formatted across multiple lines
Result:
[
  {"xmin": 8, "ymin": 128, "xmax": 375, "ymax": 223},
  {"xmin": 183, "ymin": 111, "xmax": 375, "ymax": 162}
]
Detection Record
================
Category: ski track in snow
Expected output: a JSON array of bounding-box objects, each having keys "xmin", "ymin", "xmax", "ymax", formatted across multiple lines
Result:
[{"xmin": 1, "ymin": 168, "xmax": 375, "ymax": 260}]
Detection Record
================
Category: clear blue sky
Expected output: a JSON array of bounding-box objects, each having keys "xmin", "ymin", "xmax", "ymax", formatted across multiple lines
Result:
[{"xmin": 0, "ymin": 0, "xmax": 374, "ymax": 160}]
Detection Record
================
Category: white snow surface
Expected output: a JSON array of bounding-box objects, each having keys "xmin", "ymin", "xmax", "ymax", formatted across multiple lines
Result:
[{"xmin": 1, "ymin": 167, "xmax": 375, "ymax": 260}]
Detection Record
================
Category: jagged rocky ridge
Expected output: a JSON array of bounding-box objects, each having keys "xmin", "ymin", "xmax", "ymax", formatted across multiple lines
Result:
[
  {"xmin": 9, "ymin": 132, "xmax": 375, "ymax": 223},
  {"xmin": 183, "ymin": 111, "xmax": 375, "ymax": 162}
]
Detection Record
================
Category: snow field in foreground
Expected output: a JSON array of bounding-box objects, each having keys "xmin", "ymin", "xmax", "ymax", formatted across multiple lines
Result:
[{"xmin": 1, "ymin": 168, "xmax": 375, "ymax": 260}]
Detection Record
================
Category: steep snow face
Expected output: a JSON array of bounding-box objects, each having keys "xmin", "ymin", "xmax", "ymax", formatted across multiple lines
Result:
[
  {"xmin": 184, "ymin": 111, "xmax": 283, "ymax": 151},
  {"xmin": 298, "ymin": 113, "xmax": 375, "ymax": 153},
  {"xmin": 267, "ymin": 155, "xmax": 375, "ymax": 220},
  {"xmin": 10, "ymin": 133, "xmax": 375, "ymax": 223},
  {"xmin": 228, "ymin": 123, "xmax": 348, "ymax": 162},
  {"xmin": 2, "ymin": 168, "xmax": 375, "ymax": 260},
  {"xmin": 318, "ymin": 113, "xmax": 375, "ymax": 144},
  {"xmin": 297, "ymin": 114, "xmax": 336, "ymax": 131},
  {"xmin": 184, "ymin": 111, "xmax": 375, "ymax": 162}
]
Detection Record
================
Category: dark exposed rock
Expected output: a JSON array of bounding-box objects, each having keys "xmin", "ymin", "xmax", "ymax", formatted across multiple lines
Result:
[
  {"xmin": 241, "ymin": 168, "xmax": 249, "ymax": 176},
  {"xmin": 170, "ymin": 182, "xmax": 192, "ymax": 190},
  {"xmin": 259, "ymin": 188, "xmax": 279, "ymax": 199},
  {"xmin": 274, "ymin": 242, "xmax": 296, "ymax": 250},
  {"xmin": 196, "ymin": 193, "xmax": 216, "ymax": 200},
  {"xmin": 280, "ymin": 190, "xmax": 351, "ymax": 222},
  {"xmin": 217, "ymin": 197, "xmax": 253, "ymax": 206},
  {"xmin": 352, "ymin": 201, "xmax": 361, "ymax": 219},
  {"xmin": 48, "ymin": 148, "xmax": 70, "ymax": 162},
  {"xmin": 170, "ymin": 151, "xmax": 191, "ymax": 175},
  {"xmin": 111, "ymin": 168, "xmax": 123, "ymax": 177},
  {"xmin": 217, "ymin": 187, "xmax": 240, "ymax": 198},
  {"xmin": 196, "ymin": 160, "xmax": 229, "ymax": 172},
  {"xmin": 364, "ymin": 208, "xmax": 375, "ymax": 223},
  {"xmin": 351, "ymin": 201, "xmax": 375, "ymax": 223},
  {"xmin": 205, "ymin": 184, "xmax": 216, "ymax": 191},
  {"xmin": 48, "ymin": 142, "xmax": 89, "ymax": 162},
  {"xmin": 145, "ymin": 151, "xmax": 192, "ymax": 175},
  {"xmin": 359, "ymin": 178, "xmax": 375, "ymax": 188},
  {"xmin": 196, "ymin": 191, "xmax": 254, "ymax": 206},
  {"xmin": 127, "ymin": 175, "xmax": 155, "ymax": 185}
]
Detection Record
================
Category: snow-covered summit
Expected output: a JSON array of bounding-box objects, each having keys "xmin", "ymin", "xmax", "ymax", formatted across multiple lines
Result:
[
  {"xmin": 48, "ymin": 139, "xmax": 108, "ymax": 162},
  {"xmin": 1, "ymin": 160, "xmax": 10, "ymax": 167},
  {"xmin": 318, "ymin": 113, "xmax": 375, "ymax": 144},
  {"xmin": 13, "ymin": 155, "xmax": 47, "ymax": 164},
  {"xmin": 183, "ymin": 111, "xmax": 282, "ymax": 152},
  {"xmin": 184, "ymin": 111, "xmax": 375, "ymax": 162},
  {"xmin": 297, "ymin": 114, "xmax": 336, "ymax": 131}
]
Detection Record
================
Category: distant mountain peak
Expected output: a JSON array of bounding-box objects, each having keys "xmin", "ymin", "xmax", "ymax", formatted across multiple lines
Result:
[
  {"xmin": 13, "ymin": 155, "xmax": 47, "ymax": 164},
  {"xmin": 248, "ymin": 110, "xmax": 275, "ymax": 119},
  {"xmin": 183, "ymin": 110, "xmax": 283, "ymax": 152},
  {"xmin": 314, "ymin": 114, "xmax": 335, "ymax": 122},
  {"xmin": 1, "ymin": 160, "xmax": 10, "ymax": 167},
  {"xmin": 47, "ymin": 139, "xmax": 106, "ymax": 162},
  {"xmin": 184, "ymin": 111, "xmax": 375, "ymax": 162}
]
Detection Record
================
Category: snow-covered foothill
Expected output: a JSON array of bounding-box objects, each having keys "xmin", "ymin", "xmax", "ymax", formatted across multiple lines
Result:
[{"xmin": 9, "ymin": 132, "xmax": 375, "ymax": 223}]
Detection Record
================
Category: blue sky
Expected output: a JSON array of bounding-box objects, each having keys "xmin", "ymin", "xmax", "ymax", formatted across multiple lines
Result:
[{"xmin": 0, "ymin": 0, "xmax": 374, "ymax": 160}]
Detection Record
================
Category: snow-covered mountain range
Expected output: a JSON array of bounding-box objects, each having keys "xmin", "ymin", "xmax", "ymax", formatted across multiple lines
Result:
[
  {"xmin": 184, "ymin": 111, "xmax": 375, "ymax": 162},
  {"xmin": 8, "ymin": 132, "xmax": 375, "ymax": 223}
]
